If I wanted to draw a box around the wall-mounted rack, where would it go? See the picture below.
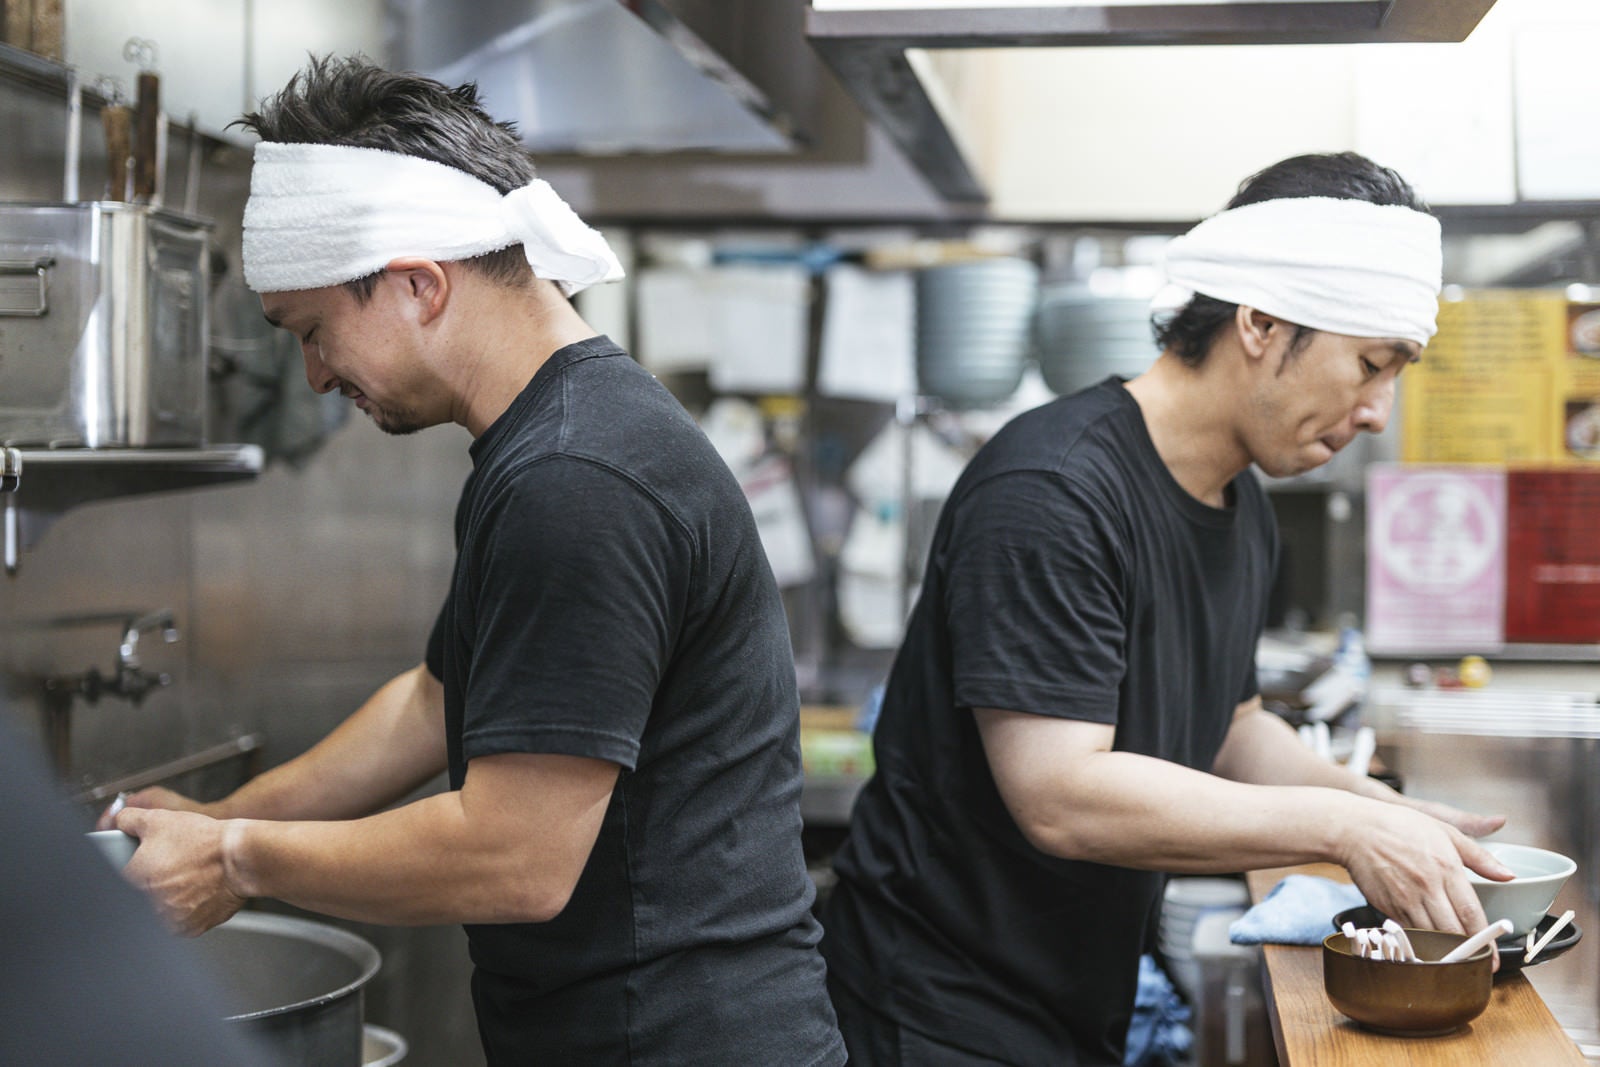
[1,444,264,575]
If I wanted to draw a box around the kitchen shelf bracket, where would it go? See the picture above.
[1,444,265,576]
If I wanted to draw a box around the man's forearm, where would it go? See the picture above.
[211,664,446,822]
[977,706,1508,935]
[219,752,618,927]
[979,704,1375,874]
[1013,746,1369,873]
[220,796,557,925]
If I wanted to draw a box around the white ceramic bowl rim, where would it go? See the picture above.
[1467,843,1577,884]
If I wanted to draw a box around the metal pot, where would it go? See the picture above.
[0,201,211,447]
[193,911,382,1067]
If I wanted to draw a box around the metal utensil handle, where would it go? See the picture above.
[0,257,55,317]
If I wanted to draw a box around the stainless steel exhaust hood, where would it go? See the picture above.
[391,0,817,155]
[806,1,1501,203]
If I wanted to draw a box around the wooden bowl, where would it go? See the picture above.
[1322,929,1493,1036]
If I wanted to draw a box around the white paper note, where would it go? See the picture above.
[708,266,812,395]
[818,266,917,402]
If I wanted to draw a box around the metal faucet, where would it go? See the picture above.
[35,608,180,779]
[111,609,179,701]
[44,609,180,706]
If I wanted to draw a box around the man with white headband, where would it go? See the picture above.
[820,152,1512,1065]
[103,56,844,1066]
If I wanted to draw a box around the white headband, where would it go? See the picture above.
[242,142,624,296]
[1154,196,1442,345]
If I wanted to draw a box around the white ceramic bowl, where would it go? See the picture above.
[1468,843,1576,937]
[87,829,139,868]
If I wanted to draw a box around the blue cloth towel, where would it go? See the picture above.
[1228,875,1366,946]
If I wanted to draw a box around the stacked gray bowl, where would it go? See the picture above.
[1035,287,1159,396]
[915,258,1039,409]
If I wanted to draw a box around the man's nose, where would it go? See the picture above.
[302,345,337,394]
[1355,377,1396,434]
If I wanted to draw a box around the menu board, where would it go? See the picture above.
[1400,293,1561,465]
[1504,470,1600,644]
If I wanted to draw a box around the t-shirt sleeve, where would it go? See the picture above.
[945,471,1127,724]
[459,456,691,770]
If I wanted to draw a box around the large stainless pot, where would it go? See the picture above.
[0,201,211,447]
[194,911,382,1067]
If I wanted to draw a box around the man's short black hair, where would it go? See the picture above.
[236,55,538,300]
[1151,152,1431,366]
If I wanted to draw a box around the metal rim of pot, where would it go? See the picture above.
[216,911,382,1022]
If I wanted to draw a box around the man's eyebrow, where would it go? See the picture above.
[1391,341,1421,364]
[262,310,284,329]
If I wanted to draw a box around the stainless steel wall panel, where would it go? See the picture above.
[0,72,486,1066]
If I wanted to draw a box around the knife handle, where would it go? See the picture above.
[133,70,160,202]
[102,104,131,201]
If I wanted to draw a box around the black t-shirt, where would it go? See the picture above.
[425,336,843,1067]
[821,378,1278,1065]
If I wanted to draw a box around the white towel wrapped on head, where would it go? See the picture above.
[242,142,623,297]
[1152,196,1442,346]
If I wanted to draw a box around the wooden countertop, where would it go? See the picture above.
[1247,864,1585,1066]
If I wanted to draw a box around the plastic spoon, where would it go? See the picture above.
[1382,919,1418,963]
[1439,919,1514,963]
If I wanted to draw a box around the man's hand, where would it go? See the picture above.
[95,786,211,830]
[115,807,247,936]
[1338,802,1513,937]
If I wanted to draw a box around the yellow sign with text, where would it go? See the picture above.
[1401,291,1600,466]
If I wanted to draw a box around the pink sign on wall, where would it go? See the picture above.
[1366,465,1507,653]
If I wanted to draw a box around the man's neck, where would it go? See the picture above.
[1122,351,1252,508]
[448,280,600,438]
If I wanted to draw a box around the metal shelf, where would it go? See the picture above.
[1,444,264,574]
[1372,644,1600,664]
[0,40,109,104]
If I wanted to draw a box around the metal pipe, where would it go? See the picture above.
[72,733,266,804]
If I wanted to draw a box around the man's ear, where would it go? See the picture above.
[383,257,449,325]
[1235,306,1279,362]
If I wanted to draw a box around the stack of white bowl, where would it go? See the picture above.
[1034,288,1159,396]
[1158,877,1251,1000]
[915,258,1039,409]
